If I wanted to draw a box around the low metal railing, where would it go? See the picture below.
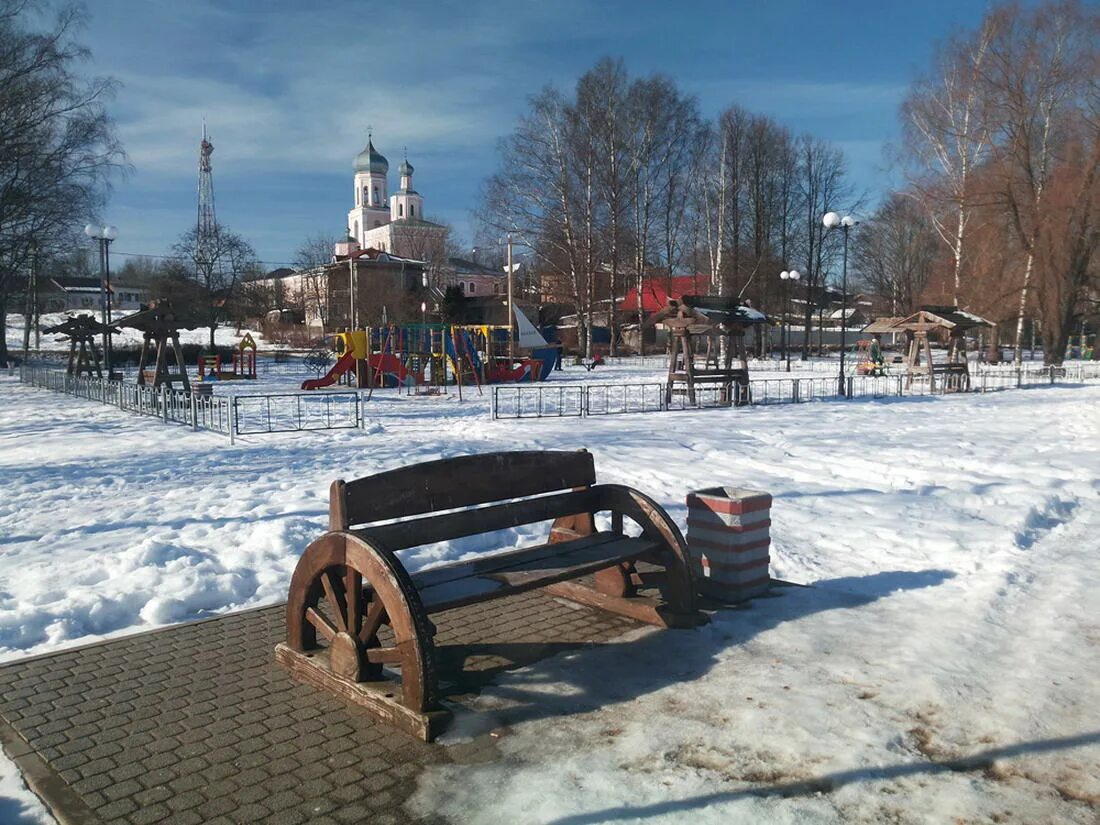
[19,367,235,437]
[231,392,361,434]
[490,364,1097,420]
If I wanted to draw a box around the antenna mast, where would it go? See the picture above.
[196,122,217,281]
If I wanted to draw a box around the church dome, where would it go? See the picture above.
[354,138,389,174]
[399,158,414,176]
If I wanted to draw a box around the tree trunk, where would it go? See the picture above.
[1012,252,1034,365]
[0,294,9,363]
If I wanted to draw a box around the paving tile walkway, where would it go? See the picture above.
[0,591,640,825]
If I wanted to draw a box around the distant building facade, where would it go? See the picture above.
[41,277,147,313]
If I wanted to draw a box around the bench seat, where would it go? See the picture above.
[412,532,660,613]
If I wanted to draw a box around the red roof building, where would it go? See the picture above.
[618,275,713,314]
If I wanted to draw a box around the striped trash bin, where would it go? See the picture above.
[686,487,772,601]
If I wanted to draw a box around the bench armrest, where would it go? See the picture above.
[590,484,689,555]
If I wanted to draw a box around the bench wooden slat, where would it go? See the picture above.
[409,532,623,590]
[355,488,598,551]
[340,450,595,528]
[417,534,659,614]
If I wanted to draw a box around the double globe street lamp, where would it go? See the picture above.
[778,269,801,372]
[822,211,857,396]
[84,223,118,377]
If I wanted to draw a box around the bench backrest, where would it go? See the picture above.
[332,450,596,531]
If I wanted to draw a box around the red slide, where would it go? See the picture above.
[301,351,356,390]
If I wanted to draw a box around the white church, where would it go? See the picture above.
[341,135,447,259]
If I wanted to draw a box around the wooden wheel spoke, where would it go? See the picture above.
[345,567,362,636]
[306,607,337,642]
[365,647,403,664]
[358,598,388,644]
[321,570,348,633]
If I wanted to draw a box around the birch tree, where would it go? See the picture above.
[901,19,994,307]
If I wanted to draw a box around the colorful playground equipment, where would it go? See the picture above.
[198,333,258,382]
[300,323,557,393]
[1066,334,1095,360]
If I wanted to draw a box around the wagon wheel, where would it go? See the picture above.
[285,532,437,712]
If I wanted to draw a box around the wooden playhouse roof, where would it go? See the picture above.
[116,300,204,333]
[41,314,114,337]
[864,306,992,334]
[649,296,769,333]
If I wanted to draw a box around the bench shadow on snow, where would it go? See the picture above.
[436,569,955,734]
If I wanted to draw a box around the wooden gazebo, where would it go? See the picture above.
[116,300,203,391]
[889,306,992,392]
[650,296,768,406]
[41,315,112,378]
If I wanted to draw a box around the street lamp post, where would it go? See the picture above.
[822,212,857,396]
[84,223,118,377]
[779,270,801,372]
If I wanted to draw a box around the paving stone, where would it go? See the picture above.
[0,594,640,825]
[95,796,138,820]
[134,785,174,807]
[166,788,206,812]
[102,777,143,801]
[230,802,273,823]
[197,794,239,819]
[130,802,171,825]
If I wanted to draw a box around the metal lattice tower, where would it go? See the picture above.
[196,122,217,275]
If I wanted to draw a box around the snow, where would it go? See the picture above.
[0,758,52,824]
[5,311,269,353]
[1,358,1099,822]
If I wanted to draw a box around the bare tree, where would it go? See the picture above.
[797,135,851,358]
[483,87,596,356]
[977,0,1098,363]
[853,194,940,315]
[0,0,124,361]
[171,223,258,347]
[901,18,995,306]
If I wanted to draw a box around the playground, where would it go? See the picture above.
[1,363,1099,823]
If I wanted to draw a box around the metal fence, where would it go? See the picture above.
[17,367,369,438]
[19,366,235,437]
[491,364,1100,420]
[231,392,361,434]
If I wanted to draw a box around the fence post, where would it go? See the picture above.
[846,376,854,398]
[161,385,168,422]
[190,391,198,431]
[1049,366,1055,385]
[491,387,498,420]
[792,380,800,404]
[229,396,237,445]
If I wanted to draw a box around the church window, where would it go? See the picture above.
[373,186,379,204]
[398,203,404,217]
[468,282,476,294]
[353,221,359,238]
[410,204,415,218]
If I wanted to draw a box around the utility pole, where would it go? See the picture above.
[350,254,361,387]
[32,243,40,352]
[506,233,515,362]
[22,242,37,360]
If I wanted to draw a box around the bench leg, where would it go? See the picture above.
[278,532,450,741]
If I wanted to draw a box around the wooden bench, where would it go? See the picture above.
[275,450,702,740]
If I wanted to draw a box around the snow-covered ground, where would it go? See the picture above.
[5,311,268,353]
[0,370,1097,822]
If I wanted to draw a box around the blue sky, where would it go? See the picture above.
[79,0,1000,269]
